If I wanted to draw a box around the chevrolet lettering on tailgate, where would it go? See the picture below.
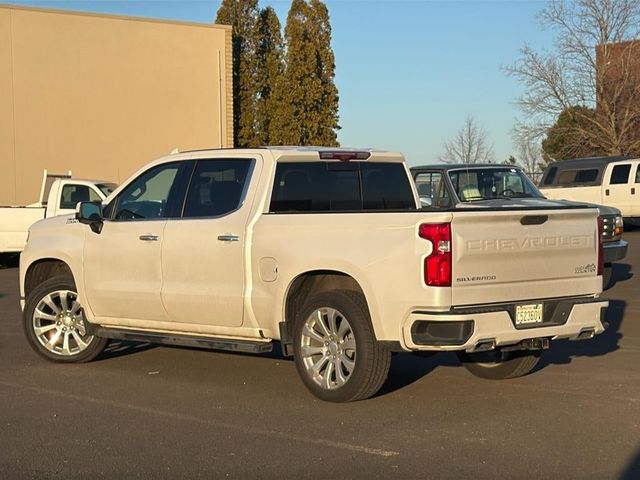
[467,235,591,252]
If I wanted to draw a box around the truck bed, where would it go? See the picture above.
[0,206,45,253]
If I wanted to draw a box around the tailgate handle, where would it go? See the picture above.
[520,215,548,226]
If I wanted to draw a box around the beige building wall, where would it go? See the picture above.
[0,4,232,205]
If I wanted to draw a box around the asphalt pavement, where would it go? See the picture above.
[1,236,639,479]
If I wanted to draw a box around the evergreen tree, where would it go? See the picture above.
[309,0,340,146]
[215,0,259,147]
[271,0,340,146]
[254,7,285,146]
[541,106,606,162]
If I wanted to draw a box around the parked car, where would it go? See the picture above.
[20,148,608,402]
[538,155,640,225]
[411,163,627,289]
[0,170,116,254]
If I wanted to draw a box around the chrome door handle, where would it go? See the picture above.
[139,234,159,242]
[217,234,239,242]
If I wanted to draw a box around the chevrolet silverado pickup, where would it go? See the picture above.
[538,155,640,224]
[20,148,608,402]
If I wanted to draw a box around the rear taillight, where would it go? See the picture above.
[597,217,604,276]
[419,223,452,287]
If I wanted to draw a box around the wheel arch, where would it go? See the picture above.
[282,270,374,344]
[24,258,75,300]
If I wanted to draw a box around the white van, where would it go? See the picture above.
[539,156,640,223]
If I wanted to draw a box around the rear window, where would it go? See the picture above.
[448,168,541,202]
[556,168,600,185]
[270,162,416,213]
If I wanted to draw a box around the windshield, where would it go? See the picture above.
[97,183,118,197]
[448,168,542,203]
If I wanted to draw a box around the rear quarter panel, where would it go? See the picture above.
[250,211,453,341]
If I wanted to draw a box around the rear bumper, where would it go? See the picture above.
[402,298,608,352]
[603,239,628,263]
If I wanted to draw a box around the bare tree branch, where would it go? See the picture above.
[505,0,640,160]
[439,116,495,164]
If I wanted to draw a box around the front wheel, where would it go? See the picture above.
[293,290,391,402]
[456,349,541,380]
[23,276,108,363]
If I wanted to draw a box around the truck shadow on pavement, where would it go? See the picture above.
[608,263,633,289]
[97,340,156,360]
[620,447,640,480]
[376,299,626,397]
[88,296,626,394]
[377,352,459,397]
[534,299,625,370]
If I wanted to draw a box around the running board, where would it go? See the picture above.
[87,325,273,354]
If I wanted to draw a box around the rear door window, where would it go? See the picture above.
[182,159,253,218]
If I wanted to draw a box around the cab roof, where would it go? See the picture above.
[173,146,404,162]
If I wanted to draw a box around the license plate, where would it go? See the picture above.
[515,303,543,325]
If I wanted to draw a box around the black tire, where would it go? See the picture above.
[456,349,541,380]
[23,275,108,363]
[293,290,391,402]
[603,264,613,290]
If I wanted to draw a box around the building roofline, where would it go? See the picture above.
[596,39,640,49]
[0,3,231,31]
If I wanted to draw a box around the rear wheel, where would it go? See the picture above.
[23,276,107,363]
[603,264,613,290]
[293,290,391,402]
[456,349,540,380]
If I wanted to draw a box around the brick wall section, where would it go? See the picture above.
[595,40,640,147]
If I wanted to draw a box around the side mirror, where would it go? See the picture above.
[76,201,104,234]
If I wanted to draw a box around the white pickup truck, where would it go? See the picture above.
[19,148,608,402]
[0,170,116,254]
[538,155,640,224]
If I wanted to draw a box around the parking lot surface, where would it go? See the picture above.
[1,234,640,479]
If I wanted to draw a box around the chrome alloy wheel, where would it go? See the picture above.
[300,307,356,390]
[32,290,94,356]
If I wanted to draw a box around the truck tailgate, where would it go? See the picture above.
[450,208,601,306]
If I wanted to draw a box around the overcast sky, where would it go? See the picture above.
[5,0,555,165]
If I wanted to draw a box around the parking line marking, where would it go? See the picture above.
[0,381,400,458]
